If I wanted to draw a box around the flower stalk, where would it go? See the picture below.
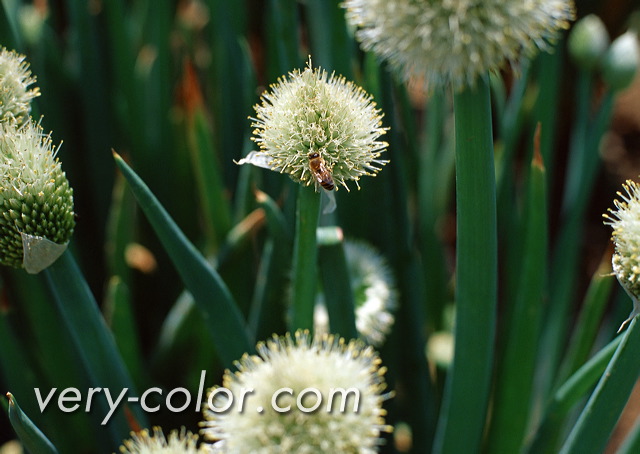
[290,185,321,331]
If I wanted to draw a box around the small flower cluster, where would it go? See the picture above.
[239,59,388,192]
[342,0,575,91]
[0,47,74,273]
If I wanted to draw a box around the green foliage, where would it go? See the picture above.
[0,1,639,453]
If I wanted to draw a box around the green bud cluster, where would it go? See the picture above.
[0,120,74,271]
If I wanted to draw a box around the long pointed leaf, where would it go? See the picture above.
[6,392,58,454]
[113,152,252,365]
[560,318,640,454]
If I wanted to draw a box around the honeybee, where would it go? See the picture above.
[307,151,335,191]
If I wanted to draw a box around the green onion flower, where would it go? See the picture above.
[315,239,398,346]
[0,47,39,124]
[118,427,201,453]
[237,59,388,191]
[0,119,75,273]
[201,330,392,453]
[604,179,640,331]
[341,0,575,90]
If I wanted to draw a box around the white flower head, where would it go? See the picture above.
[0,47,40,124]
[118,427,201,453]
[201,330,392,453]
[315,239,398,346]
[342,0,575,91]
[238,58,388,192]
[0,119,75,272]
[604,179,640,331]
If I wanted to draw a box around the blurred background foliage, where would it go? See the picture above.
[0,0,640,453]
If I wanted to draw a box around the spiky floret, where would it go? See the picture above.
[342,0,575,91]
[604,179,640,331]
[201,330,392,453]
[0,47,40,124]
[249,60,388,191]
[0,119,74,269]
[119,427,201,453]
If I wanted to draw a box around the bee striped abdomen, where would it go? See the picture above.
[308,151,335,191]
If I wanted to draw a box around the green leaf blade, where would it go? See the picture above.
[113,152,252,365]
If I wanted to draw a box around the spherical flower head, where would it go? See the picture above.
[247,59,388,191]
[315,239,398,346]
[604,179,640,331]
[119,427,201,453]
[0,47,40,124]
[201,330,392,453]
[0,119,75,273]
[342,0,576,91]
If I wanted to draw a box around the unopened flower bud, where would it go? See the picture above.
[568,14,609,70]
[601,31,639,91]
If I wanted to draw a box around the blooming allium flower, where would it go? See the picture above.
[118,427,201,453]
[0,47,40,124]
[342,0,575,90]
[315,239,398,346]
[604,179,640,331]
[238,59,388,191]
[0,119,74,273]
[201,330,392,453]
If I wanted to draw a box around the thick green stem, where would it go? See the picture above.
[434,77,497,454]
[290,185,321,331]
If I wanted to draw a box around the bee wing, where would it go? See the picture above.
[321,189,337,214]
[234,151,273,170]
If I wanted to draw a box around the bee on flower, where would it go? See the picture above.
[236,58,389,192]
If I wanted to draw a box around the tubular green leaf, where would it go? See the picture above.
[434,76,497,454]
[487,147,547,453]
